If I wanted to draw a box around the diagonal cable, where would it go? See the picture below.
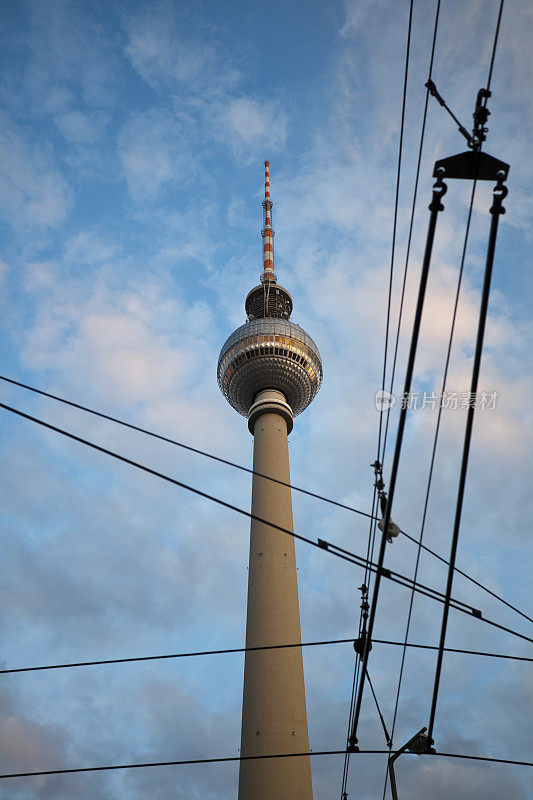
[2,375,531,626]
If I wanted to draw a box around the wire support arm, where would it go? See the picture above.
[425,79,473,145]
[426,171,508,747]
[348,170,448,752]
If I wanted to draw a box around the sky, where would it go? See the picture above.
[0,0,532,798]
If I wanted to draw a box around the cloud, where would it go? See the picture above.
[118,110,200,202]
[0,112,71,230]
[123,1,241,95]
[54,109,110,145]
[0,0,118,156]
[63,231,122,266]
[217,97,288,157]
[0,256,8,287]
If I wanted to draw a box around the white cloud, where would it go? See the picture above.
[118,110,199,201]
[55,109,110,144]
[0,112,71,229]
[123,2,241,95]
[64,231,122,266]
[0,256,8,287]
[216,97,288,159]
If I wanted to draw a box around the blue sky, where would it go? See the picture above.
[0,0,532,798]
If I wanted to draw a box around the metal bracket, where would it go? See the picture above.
[433,150,509,182]
[388,727,435,800]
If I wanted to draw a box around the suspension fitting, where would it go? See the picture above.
[490,170,508,215]
[429,168,447,212]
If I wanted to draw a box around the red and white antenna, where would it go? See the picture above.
[261,160,276,283]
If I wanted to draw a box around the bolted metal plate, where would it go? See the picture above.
[433,151,510,181]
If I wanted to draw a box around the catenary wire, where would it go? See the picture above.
[2,374,531,627]
[0,375,368,520]
[1,400,531,648]
[0,638,354,674]
[486,0,505,92]
[373,639,532,661]
[0,401,487,620]
[375,0,414,467]
[397,527,532,624]
[379,0,442,470]
[344,3,438,786]
[0,401,478,613]
[2,638,531,676]
[1,750,531,779]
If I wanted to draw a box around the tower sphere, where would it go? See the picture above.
[217,316,322,419]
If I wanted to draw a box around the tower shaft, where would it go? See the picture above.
[238,389,313,800]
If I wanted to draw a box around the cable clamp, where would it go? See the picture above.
[429,168,447,212]
[317,539,329,550]
[470,87,491,150]
[490,170,508,215]
[353,631,372,659]
[347,735,359,753]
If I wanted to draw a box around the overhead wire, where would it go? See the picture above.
[379,0,442,470]
[375,0,414,466]
[1,637,530,677]
[0,399,504,626]
[486,0,505,92]
[1,399,531,653]
[0,375,369,520]
[1,401,532,642]
[380,2,507,789]
[342,0,415,791]
[0,638,355,675]
[1,375,530,627]
[398,527,532,625]
[1,749,531,780]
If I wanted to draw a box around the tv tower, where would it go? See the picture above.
[217,162,322,800]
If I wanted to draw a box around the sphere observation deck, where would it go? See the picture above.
[217,317,322,418]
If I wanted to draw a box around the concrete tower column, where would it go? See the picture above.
[238,389,313,800]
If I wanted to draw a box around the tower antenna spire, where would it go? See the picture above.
[261,160,276,283]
